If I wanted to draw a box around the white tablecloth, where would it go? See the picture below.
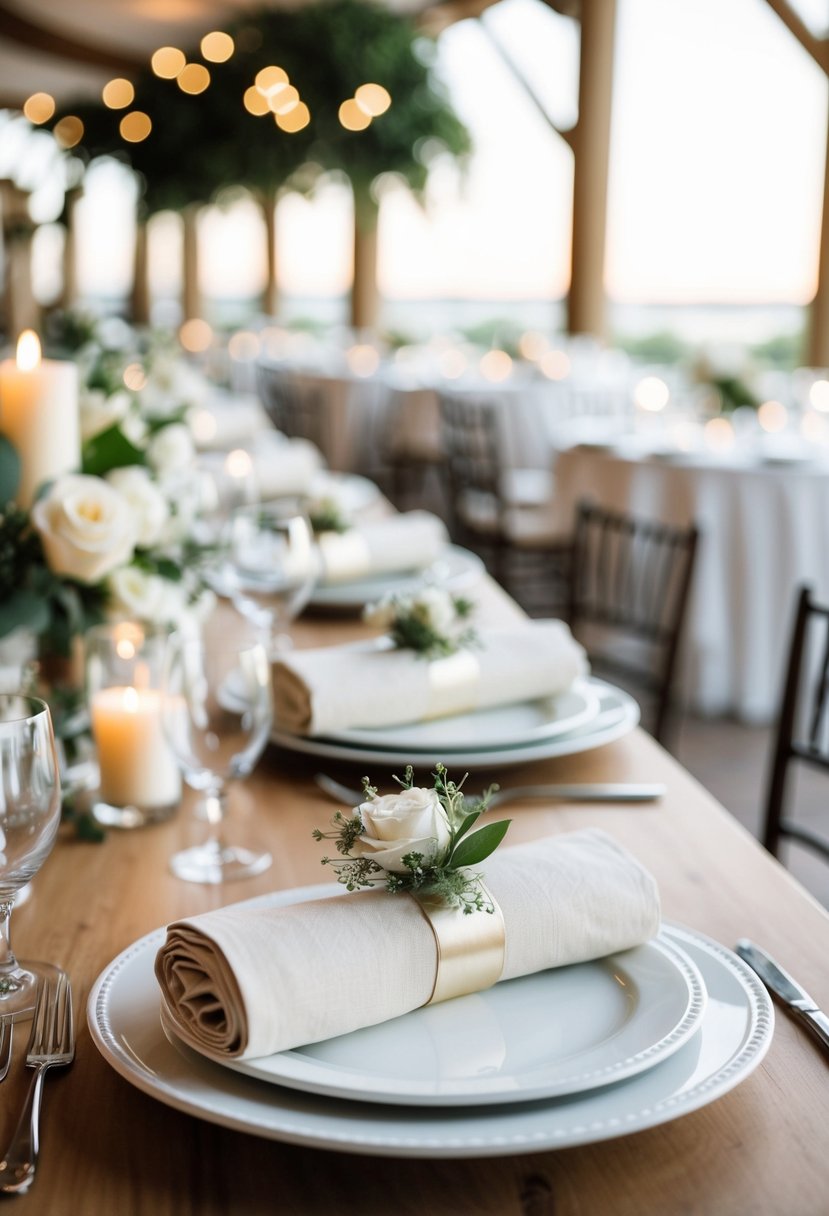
[551,446,829,722]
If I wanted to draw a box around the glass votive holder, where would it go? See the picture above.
[85,621,182,829]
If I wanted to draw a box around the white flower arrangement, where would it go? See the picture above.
[0,323,212,658]
[313,765,510,914]
[364,586,478,659]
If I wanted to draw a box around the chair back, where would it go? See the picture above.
[256,365,326,450]
[568,502,699,743]
[763,585,829,863]
[437,391,502,500]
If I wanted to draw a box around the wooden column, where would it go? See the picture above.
[260,190,279,318]
[60,186,83,311]
[181,204,202,322]
[350,190,379,332]
[808,110,829,366]
[567,0,617,341]
[0,179,38,336]
[130,216,150,326]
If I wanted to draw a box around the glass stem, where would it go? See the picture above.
[203,784,228,846]
[0,899,19,990]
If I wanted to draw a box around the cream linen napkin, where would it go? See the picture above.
[254,437,324,499]
[317,511,448,585]
[155,829,660,1060]
[272,620,587,735]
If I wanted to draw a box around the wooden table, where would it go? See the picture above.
[6,578,829,1215]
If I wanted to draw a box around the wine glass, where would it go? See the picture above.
[0,695,62,1017]
[161,632,273,884]
[226,500,319,656]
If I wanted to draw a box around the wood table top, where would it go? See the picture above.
[5,575,829,1215]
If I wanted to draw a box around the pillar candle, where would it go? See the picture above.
[0,330,80,508]
[90,686,182,809]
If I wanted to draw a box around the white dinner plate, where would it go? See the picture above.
[159,929,706,1107]
[309,545,485,609]
[88,906,773,1159]
[323,680,601,752]
[270,677,640,769]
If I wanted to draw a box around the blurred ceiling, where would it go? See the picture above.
[0,0,502,110]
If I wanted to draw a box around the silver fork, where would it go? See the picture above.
[0,971,74,1195]
[315,773,666,809]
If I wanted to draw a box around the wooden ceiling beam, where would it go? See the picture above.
[761,0,829,74]
[0,2,143,74]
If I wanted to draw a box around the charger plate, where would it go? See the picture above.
[89,901,773,1159]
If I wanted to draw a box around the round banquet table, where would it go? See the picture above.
[551,443,829,722]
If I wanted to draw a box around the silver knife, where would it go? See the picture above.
[736,939,829,1055]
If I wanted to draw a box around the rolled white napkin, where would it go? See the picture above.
[273,619,587,735]
[155,829,661,1060]
[250,435,324,499]
[317,511,448,585]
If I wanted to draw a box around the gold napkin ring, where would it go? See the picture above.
[412,884,506,1005]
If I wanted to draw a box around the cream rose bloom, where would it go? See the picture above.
[32,475,136,584]
[79,389,132,442]
[106,466,169,547]
[353,787,451,873]
[413,587,457,634]
[106,565,168,622]
[147,424,195,475]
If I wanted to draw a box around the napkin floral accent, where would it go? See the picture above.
[364,587,477,660]
[313,764,510,913]
[306,496,349,535]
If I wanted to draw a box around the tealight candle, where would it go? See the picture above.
[0,330,80,507]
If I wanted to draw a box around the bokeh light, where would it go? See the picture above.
[276,103,310,133]
[123,362,147,391]
[269,86,299,115]
[54,116,84,148]
[178,64,211,95]
[255,66,289,95]
[102,79,135,109]
[540,350,571,380]
[480,349,513,381]
[518,331,549,361]
[243,86,270,116]
[809,379,829,412]
[346,345,380,377]
[180,318,214,353]
[704,417,736,452]
[227,331,261,361]
[339,99,371,131]
[120,111,152,142]
[354,83,391,117]
[23,93,55,124]
[758,399,788,433]
[201,32,234,63]
[151,47,186,79]
[634,375,670,411]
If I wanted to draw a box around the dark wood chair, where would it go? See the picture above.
[566,502,699,745]
[762,585,829,865]
[437,390,567,608]
[256,364,327,451]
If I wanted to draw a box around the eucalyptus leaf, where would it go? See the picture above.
[0,589,50,639]
[0,436,20,504]
[450,819,511,869]
[452,809,482,847]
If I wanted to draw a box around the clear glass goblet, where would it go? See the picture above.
[226,500,319,656]
[0,695,62,1018]
[161,633,273,884]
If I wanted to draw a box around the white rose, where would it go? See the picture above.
[106,565,168,622]
[414,587,457,634]
[32,475,136,584]
[79,389,131,441]
[353,787,451,873]
[147,424,195,475]
[106,466,170,547]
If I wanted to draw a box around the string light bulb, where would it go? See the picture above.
[255,66,289,95]
[102,78,134,109]
[23,93,55,124]
[201,31,234,62]
[275,102,310,132]
[151,47,186,79]
[178,64,211,94]
[120,111,152,142]
[355,83,391,116]
[54,116,84,148]
[339,99,371,131]
[269,86,299,115]
[243,86,270,116]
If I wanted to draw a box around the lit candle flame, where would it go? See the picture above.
[123,687,140,713]
[16,330,41,372]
